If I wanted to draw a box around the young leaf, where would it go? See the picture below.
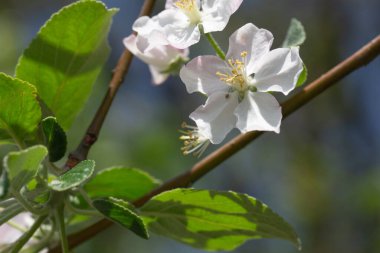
[3,145,48,191]
[0,73,41,144]
[42,117,67,162]
[141,189,300,251]
[15,1,118,129]
[84,167,160,201]
[282,18,306,48]
[49,160,95,191]
[93,197,149,239]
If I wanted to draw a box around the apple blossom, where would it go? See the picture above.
[133,0,243,50]
[123,34,189,85]
[180,23,304,144]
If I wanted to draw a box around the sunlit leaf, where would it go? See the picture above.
[49,160,95,191]
[84,167,160,201]
[42,116,67,162]
[93,197,149,239]
[0,73,41,143]
[15,0,118,129]
[141,189,300,251]
[3,145,48,191]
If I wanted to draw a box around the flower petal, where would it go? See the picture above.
[235,92,282,133]
[253,47,303,95]
[190,91,239,144]
[201,0,243,33]
[132,16,168,51]
[180,55,229,95]
[124,34,187,84]
[226,23,273,74]
[157,9,201,49]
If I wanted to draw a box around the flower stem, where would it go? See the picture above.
[10,215,47,253]
[54,205,69,253]
[0,202,24,226]
[202,29,226,60]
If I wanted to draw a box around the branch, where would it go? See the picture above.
[49,35,380,252]
[64,0,158,170]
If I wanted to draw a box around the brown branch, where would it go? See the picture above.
[64,0,158,170]
[49,35,380,253]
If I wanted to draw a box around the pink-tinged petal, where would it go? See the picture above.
[226,23,273,74]
[190,92,239,144]
[253,47,303,95]
[149,66,170,85]
[235,92,282,133]
[201,0,243,33]
[157,9,201,48]
[180,55,229,95]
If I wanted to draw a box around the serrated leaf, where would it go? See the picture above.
[0,73,41,143]
[15,1,118,129]
[84,167,160,201]
[282,18,306,48]
[3,145,48,191]
[42,117,67,162]
[93,197,149,239]
[141,189,300,251]
[49,160,95,191]
[296,64,308,87]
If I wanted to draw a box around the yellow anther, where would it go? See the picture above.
[175,0,197,11]
[216,51,249,90]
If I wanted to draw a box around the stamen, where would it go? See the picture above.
[216,51,248,91]
[175,0,197,11]
[174,0,201,24]
[179,122,210,157]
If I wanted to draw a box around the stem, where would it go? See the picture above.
[0,198,17,208]
[47,34,380,253]
[202,29,226,60]
[54,205,69,253]
[0,202,24,226]
[64,0,158,171]
[11,189,48,216]
[10,215,47,253]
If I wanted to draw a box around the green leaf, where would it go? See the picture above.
[49,160,95,191]
[296,64,308,87]
[93,197,149,239]
[282,18,306,48]
[141,189,300,251]
[3,145,48,191]
[0,73,41,143]
[42,117,67,162]
[15,1,118,129]
[84,167,160,201]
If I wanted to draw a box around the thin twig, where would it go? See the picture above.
[64,0,158,170]
[48,35,380,253]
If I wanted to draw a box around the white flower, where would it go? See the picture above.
[0,212,47,252]
[124,34,189,85]
[180,23,303,144]
[133,0,243,49]
[179,122,210,157]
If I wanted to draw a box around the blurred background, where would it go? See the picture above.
[1,0,380,252]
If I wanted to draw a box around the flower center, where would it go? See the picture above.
[175,0,202,24]
[216,51,249,92]
[179,122,210,157]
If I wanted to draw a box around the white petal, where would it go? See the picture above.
[253,47,303,95]
[235,92,282,133]
[201,0,243,33]
[124,34,187,84]
[180,55,229,95]
[149,66,170,85]
[190,92,239,144]
[132,16,168,51]
[226,23,273,74]
[157,9,201,49]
